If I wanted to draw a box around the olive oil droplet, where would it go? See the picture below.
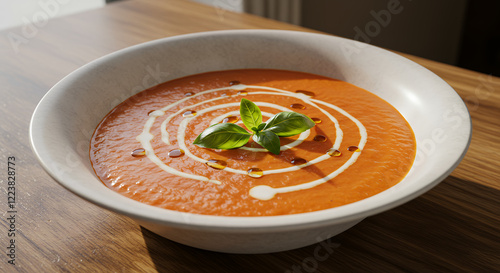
[295,90,315,96]
[206,159,227,170]
[229,80,241,86]
[290,103,305,110]
[247,168,263,178]
[168,149,185,158]
[237,90,248,96]
[182,110,197,117]
[291,158,307,165]
[348,146,361,152]
[184,92,194,97]
[222,116,239,123]
[313,135,327,142]
[131,148,146,157]
[311,118,322,124]
[327,148,341,157]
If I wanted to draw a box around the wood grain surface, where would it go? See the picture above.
[0,0,498,272]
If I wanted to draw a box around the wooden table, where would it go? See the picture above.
[1,0,499,272]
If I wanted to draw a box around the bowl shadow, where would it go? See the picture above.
[140,176,499,273]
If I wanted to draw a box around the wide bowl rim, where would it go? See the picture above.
[30,29,472,232]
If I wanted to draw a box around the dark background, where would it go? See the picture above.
[301,0,500,76]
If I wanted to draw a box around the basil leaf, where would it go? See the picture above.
[193,123,251,149]
[240,98,262,131]
[262,111,315,137]
[253,131,280,155]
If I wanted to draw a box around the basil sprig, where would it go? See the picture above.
[193,98,315,154]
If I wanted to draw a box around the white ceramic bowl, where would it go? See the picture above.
[30,30,471,253]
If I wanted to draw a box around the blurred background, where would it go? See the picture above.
[1,0,499,76]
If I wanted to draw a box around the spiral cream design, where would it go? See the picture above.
[136,84,367,200]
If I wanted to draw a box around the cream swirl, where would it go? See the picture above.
[136,84,367,200]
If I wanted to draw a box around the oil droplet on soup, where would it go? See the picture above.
[327,148,342,157]
[348,146,361,152]
[237,90,248,96]
[168,149,185,158]
[222,116,239,123]
[206,159,227,170]
[313,135,327,142]
[290,104,305,110]
[295,90,315,96]
[291,158,307,165]
[311,118,322,124]
[229,80,240,85]
[184,92,194,97]
[131,148,146,157]
[247,168,263,178]
[182,110,197,117]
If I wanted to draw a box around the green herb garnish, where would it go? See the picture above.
[193,98,315,154]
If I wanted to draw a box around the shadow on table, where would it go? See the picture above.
[141,176,500,273]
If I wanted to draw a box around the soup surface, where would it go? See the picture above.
[90,69,416,216]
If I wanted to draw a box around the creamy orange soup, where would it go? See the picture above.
[90,69,416,216]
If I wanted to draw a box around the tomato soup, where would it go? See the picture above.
[90,69,416,216]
